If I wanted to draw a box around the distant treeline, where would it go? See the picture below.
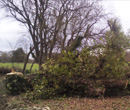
[0,48,34,63]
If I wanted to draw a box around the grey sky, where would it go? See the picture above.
[0,19,22,51]
[0,1,130,52]
[112,1,130,33]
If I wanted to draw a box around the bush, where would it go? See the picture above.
[0,67,11,74]
[27,50,104,99]
[6,75,32,95]
[98,51,129,78]
[27,47,129,99]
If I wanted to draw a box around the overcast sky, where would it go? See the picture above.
[0,1,130,52]
[111,1,130,33]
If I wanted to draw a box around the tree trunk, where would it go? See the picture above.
[23,47,34,74]
[101,79,129,89]
[30,62,35,72]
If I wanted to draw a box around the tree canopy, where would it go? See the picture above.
[11,48,26,63]
[0,0,107,70]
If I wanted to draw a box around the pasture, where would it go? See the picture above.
[0,63,39,73]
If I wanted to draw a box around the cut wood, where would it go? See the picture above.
[101,79,129,89]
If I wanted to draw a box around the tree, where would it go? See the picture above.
[97,19,130,78]
[106,19,130,53]
[0,52,11,63]
[11,48,26,63]
[0,0,107,70]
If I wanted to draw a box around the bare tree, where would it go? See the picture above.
[0,0,107,70]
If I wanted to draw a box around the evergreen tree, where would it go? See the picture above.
[11,48,26,63]
[68,36,84,52]
[98,19,130,78]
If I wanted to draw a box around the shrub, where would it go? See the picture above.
[0,67,11,74]
[27,50,102,99]
[6,75,32,95]
[27,47,129,99]
[98,51,129,78]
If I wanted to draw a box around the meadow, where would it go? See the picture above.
[0,63,39,73]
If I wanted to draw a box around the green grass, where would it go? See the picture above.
[0,63,39,73]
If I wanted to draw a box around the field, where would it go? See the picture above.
[0,63,39,73]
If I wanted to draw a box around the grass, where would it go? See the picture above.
[0,63,39,73]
